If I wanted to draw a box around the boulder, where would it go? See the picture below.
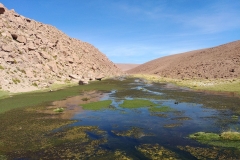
[47,61,58,73]
[28,42,36,50]
[2,31,12,38]
[2,44,14,52]
[95,74,104,81]
[69,74,80,79]
[0,3,6,14]
[16,35,27,44]
[78,79,89,85]
[39,51,51,59]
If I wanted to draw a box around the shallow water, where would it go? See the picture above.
[2,78,240,159]
[70,79,240,159]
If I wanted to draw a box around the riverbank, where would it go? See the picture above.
[0,78,125,113]
[131,74,240,96]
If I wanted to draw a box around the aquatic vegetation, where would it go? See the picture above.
[164,123,182,128]
[178,145,240,159]
[0,108,75,155]
[171,117,191,121]
[53,107,64,112]
[1,77,240,159]
[0,155,7,160]
[149,106,174,112]
[119,99,157,109]
[113,150,133,160]
[189,131,240,149]
[0,105,109,159]
[112,127,147,138]
[151,113,168,118]
[221,131,240,140]
[81,100,112,110]
[82,97,90,101]
[136,144,181,159]
[95,150,133,160]
[232,115,239,119]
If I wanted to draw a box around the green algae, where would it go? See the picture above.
[119,99,156,109]
[189,131,240,149]
[81,100,112,110]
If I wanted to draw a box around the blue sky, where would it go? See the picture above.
[1,0,240,64]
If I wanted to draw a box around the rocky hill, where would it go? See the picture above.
[115,63,140,72]
[0,4,122,93]
[128,40,240,80]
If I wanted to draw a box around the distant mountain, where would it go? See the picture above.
[0,3,122,93]
[115,63,140,72]
[128,40,240,80]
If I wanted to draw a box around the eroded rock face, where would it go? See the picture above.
[0,3,122,93]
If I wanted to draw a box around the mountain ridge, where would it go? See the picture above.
[128,40,240,80]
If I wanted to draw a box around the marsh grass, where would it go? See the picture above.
[189,131,240,149]
[119,99,157,109]
[81,100,112,110]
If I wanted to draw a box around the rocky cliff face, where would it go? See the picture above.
[0,4,122,93]
[128,40,240,80]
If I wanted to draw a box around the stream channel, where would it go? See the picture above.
[68,78,240,159]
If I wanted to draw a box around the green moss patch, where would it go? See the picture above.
[81,100,112,110]
[189,131,240,149]
[119,99,157,109]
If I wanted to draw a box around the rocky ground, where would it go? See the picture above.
[115,63,140,72]
[128,40,240,80]
[0,3,122,93]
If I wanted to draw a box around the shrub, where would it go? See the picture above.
[12,78,21,84]
[0,65,4,70]
[32,83,38,87]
